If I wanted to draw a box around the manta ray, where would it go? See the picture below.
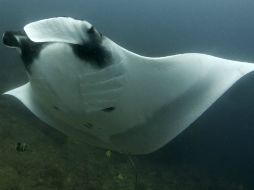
[2,17,254,154]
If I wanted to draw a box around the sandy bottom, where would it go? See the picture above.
[0,96,248,190]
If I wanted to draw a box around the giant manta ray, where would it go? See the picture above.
[2,17,254,154]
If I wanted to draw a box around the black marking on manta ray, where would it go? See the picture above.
[87,26,103,40]
[71,42,111,68]
[2,31,46,74]
[20,41,47,74]
[72,25,111,68]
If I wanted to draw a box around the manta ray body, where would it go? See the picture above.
[2,17,254,154]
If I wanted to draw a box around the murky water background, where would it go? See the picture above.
[1,0,254,189]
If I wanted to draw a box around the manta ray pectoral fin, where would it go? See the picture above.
[3,83,59,131]
[3,83,36,112]
[24,17,94,44]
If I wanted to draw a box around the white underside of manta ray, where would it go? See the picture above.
[2,17,254,154]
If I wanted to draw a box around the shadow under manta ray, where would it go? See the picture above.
[2,17,254,155]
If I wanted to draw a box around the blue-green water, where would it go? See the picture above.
[1,0,254,189]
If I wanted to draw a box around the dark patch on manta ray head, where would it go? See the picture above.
[71,43,111,68]
[71,25,111,68]
[3,25,110,73]
[2,31,45,73]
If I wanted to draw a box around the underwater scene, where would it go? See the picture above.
[1,0,254,189]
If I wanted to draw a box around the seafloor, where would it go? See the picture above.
[0,94,250,190]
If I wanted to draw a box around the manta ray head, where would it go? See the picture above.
[2,18,125,115]
[2,18,112,74]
